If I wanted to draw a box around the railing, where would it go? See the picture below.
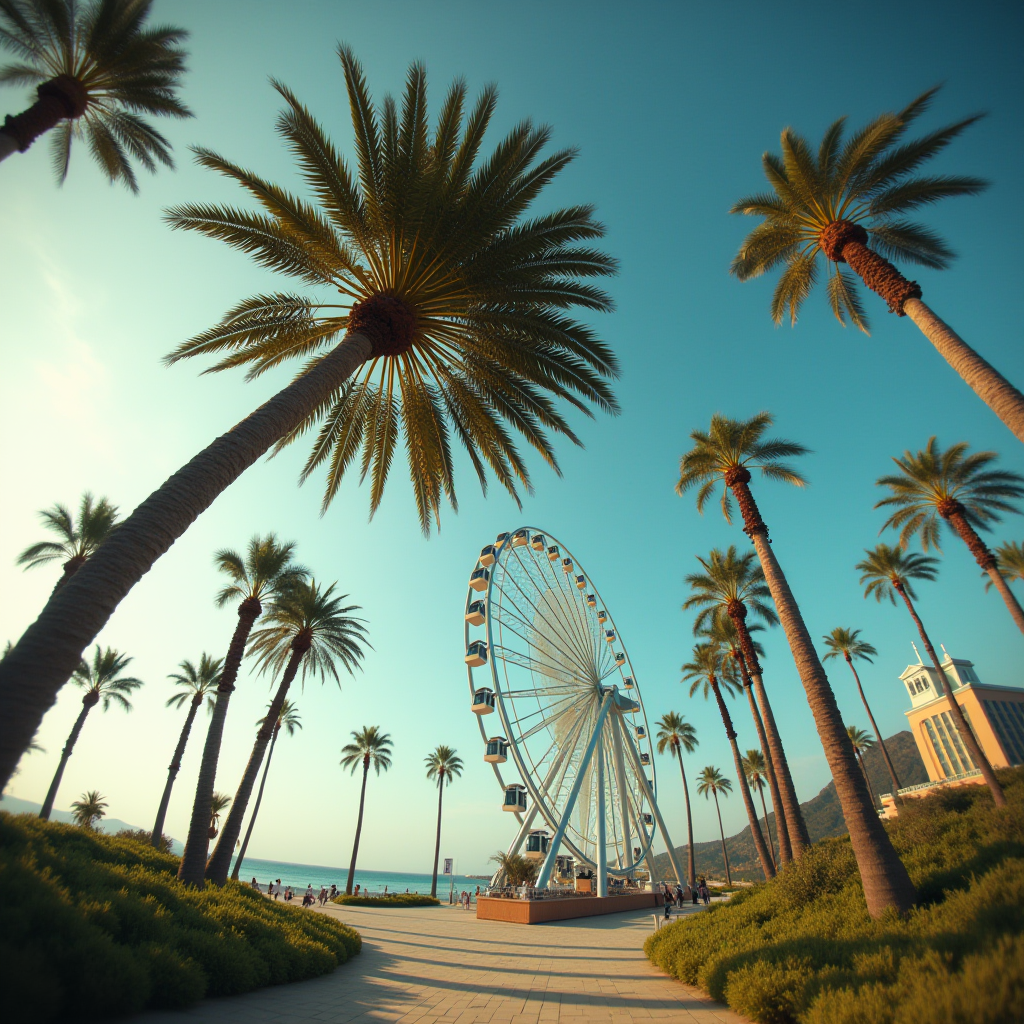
[878,768,983,801]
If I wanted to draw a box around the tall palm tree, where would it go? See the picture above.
[16,492,118,592]
[857,544,1005,807]
[730,88,1023,443]
[683,642,774,879]
[0,0,191,188]
[150,653,221,848]
[822,628,902,806]
[654,712,699,887]
[683,544,803,861]
[875,437,1024,634]
[0,45,620,798]
[425,745,463,898]
[231,699,301,880]
[206,579,369,885]
[698,606,792,864]
[678,412,916,917]
[39,645,141,819]
[741,749,775,869]
[341,726,392,895]
[208,792,230,838]
[989,541,1024,588]
[177,535,308,886]
[847,725,877,806]
[696,766,733,887]
[70,789,106,828]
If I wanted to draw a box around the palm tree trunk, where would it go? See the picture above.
[346,760,370,895]
[896,584,1006,806]
[677,751,696,888]
[206,644,308,884]
[710,679,775,879]
[726,471,917,917]
[0,77,87,161]
[757,785,776,868]
[39,697,94,819]
[177,597,262,886]
[0,332,373,796]
[846,657,902,807]
[712,791,731,887]
[151,694,201,847]
[231,725,279,881]
[53,555,87,594]
[903,298,1024,445]
[856,750,877,807]
[430,777,444,898]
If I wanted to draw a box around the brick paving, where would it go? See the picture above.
[130,900,747,1024]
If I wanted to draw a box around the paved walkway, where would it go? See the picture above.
[131,901,746,1024]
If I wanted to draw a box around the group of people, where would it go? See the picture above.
[249,878,338,906]
[661,878,712,918]
[453,889,475,910]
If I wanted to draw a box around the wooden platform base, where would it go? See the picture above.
[476,891,662,924]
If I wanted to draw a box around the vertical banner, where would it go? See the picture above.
[443,858,453,875]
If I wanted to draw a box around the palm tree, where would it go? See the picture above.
[683,643,774,879]
[208,792,230,838]
[39,645,141,819]
[425,745,463,898]
[231,699,301,880]
[741,749,775,868]
[0,0,191,189]
[70,789,106,828]
[150,653,221,848]
[16,492,118,592]
[206,579,369,885]
[696,766,733,887]
[698,606,792,864]
[847,725,877,806]
[875,438,1024,634]
[176,536,307,885]
[340,726,392,895]
[857,543,1005,807]
[678,412,916,917]
[822,628,903,807]
[0,45,619,798]
[990,541,1024,588]
[683,544,803,861]
[730,88,1023,443]
[490,850,539,887]
[654,712,699,887]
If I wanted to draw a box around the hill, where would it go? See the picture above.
[653,730,928,881]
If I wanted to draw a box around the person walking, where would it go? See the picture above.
[675,883,685,906]
[274,879,282,899]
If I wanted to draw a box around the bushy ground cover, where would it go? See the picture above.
[645,767,1024,1024]
[333,892,440,907]
[0,813,361,1023]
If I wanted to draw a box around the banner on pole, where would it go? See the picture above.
[443,858,453,875]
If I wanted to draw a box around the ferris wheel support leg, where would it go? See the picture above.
[611,716,633,876]
[538,690,615,889]
[596,739,608,897]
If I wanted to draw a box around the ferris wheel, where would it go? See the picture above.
[463,528,684,893]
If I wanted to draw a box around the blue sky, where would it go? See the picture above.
[1,0,1021,875]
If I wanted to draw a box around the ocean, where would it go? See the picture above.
[231,855,489,897]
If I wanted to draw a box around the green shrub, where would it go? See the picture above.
[0,814,361,1022]
[644,768,1024,1023]
[332,892,440,907]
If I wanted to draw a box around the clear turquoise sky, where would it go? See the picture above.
[1,0,1021,875]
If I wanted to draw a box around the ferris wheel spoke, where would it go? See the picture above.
[539,548,597,668]
[492,642,580,684]
[518,546,595,670]
[491,600,596,681]
[513,693,591,744]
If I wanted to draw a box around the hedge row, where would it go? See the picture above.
[332,892,440,907]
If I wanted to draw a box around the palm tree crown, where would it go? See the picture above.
[991,541,1024,587]
[655,711,697,758]
[209,792,230,830]
[16,492,118,572]
[165,654,222,710]
[856,544,939,604]
[341,725,392,776]
[214,535,309,610]
[71,645,142,710]
[741,749,767,791]
[822,627,877,665]
[164,46,619,532]
[0,0,191,188]
[425,745,463,785]
[682,642,738,701]
[259,697,302,737]
[875,437,1024,551]
[696,766,731,800]
[70,789,106,827]
[730,87,985,330]
[847,725,875,757]
[683,547,777,632]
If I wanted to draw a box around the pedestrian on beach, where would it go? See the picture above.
[266,880,274,898]
[354,884,360,896]
[275,879,282,899]
[284,886,293,901]
[250,877,259,890]
[675,884,684,906]
[330,884,337,899]
[691,882,698,905]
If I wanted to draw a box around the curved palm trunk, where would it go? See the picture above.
[895,583,1005,806]
[430,776,444,898]
[709,678,775,879]
[151,693,202,847]
[206,644,307,884]
[177,598,262,886]
[39,696,95,819]
[0,332,373,795]
[231,725,280,881]
[845,656,902,808]
[346,759,370,895]
[677,749,696,888]
[711,791,731,887]
[0,77,87,162]
[755,784,776,868]
[53,555,87,594]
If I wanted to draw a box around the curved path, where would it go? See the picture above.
[131,901,746,1024]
